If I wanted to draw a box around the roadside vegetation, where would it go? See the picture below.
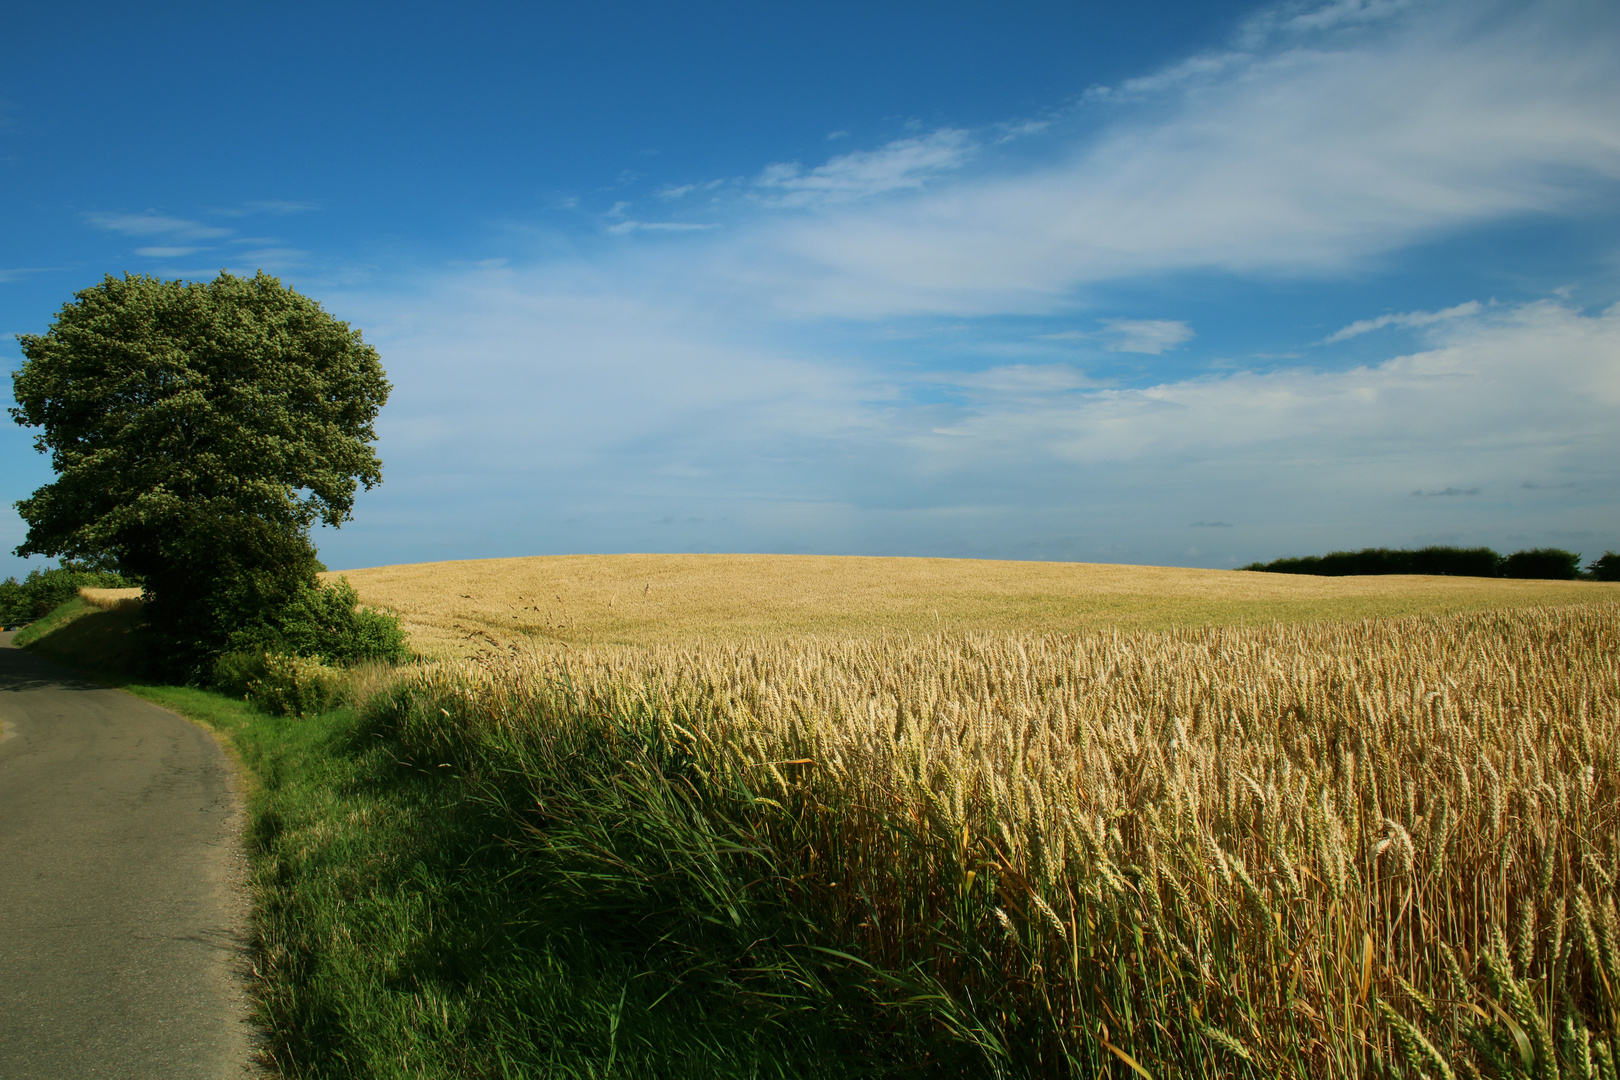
[15,592,862,1078]
[0,562,136,630]
[14,567,1620,1079]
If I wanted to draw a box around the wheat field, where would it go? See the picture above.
[78,586,144,612]
[380,598,1620,1077]
[330,553,1615,658]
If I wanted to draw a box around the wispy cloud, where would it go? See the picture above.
[931,363,1099,397]
[752,128,975,208]
[607,220,720,235]
[1322,300,1484,343]
[134,246,203,258]
[83,212,230,241]
[0,266,67,283]
[604,200,721,235]
[1246,0,1411,41]
[233,247,308,268]
[694,0,1619,318]
[1100,319,1195,355]
[1037,320,1194,354]
[1412,486,1481,497]
[335,191,1620,559]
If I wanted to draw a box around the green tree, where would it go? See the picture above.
[10,271,395,678]
[1500,547,1582,580]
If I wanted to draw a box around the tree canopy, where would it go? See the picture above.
[10,271,394,676]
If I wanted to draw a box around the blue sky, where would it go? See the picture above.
[4,0,1618,580]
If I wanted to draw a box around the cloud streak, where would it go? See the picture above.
[1322,301,1484,343]
[85,212,230,241]
[752,128,976,208]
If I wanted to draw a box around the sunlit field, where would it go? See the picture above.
[329,553,1614,658]
[381,601,1620,1076]
[66,558,1620,1074]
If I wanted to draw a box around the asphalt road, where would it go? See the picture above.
[0,631,258,1079]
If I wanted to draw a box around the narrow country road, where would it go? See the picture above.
[0,631,258,1078]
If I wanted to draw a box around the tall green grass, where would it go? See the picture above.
[226,698,867,1078]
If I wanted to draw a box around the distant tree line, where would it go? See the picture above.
[1242,545,1620,580]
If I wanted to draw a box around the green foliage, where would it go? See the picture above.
[1246,545,1607,581]
[243,653,347,717]
[233,577,409,666]
[1501,547,1583,580]
[210,579,409,702]
[203,577,409,681]
[9,271,390,678]
[1242,545,1505,577]
[211,649,269,699]
[0,562,135,628]
[1586,552,1620,582]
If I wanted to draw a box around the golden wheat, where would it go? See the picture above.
[77,586,144,612]
[390,600,1620,1076]
[330,552,1618,659]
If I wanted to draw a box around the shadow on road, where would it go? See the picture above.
[0,633,113,694]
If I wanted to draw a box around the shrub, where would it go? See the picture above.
[210,649,269,699]
[224,576,408,668]
[245,653,347,717]
[1501,547,1582,579]
[0,578,24,629]
[1587,551,1620,582]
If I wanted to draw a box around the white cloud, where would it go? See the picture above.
[134,246,203,258]
[1087,51,1251,100]
[931,363,1099,397]
[753,128,976,208]
[1101,319,1195,354]
[919,301,1620,477]
[233,200,318,215]
[1321,300,1483,343]
[1263,0,1410,38]
[1035,319,1194,354]
[606,220,720,235]
[696,0,1620,318]
[327,255,1620,567]
[83,212,230,241]
[0,267,65,283]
